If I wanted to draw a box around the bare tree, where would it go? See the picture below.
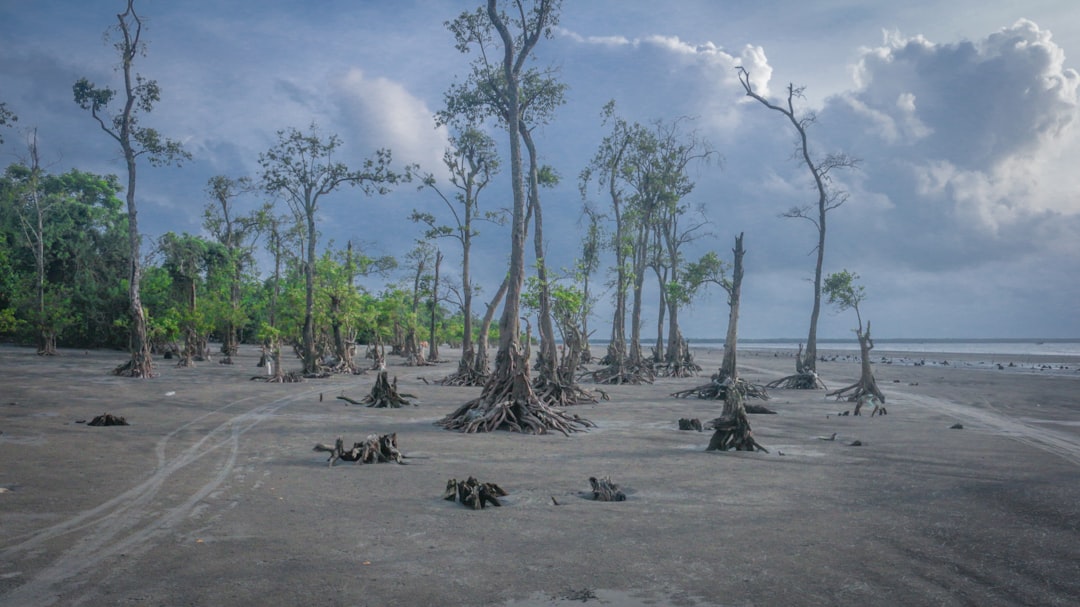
[73,0,190,377]
[738,67,859,387]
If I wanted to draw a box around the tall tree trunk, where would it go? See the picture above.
[302,209,317,374]
[521,127,557,381]
[721,233,745,379]
[428,249,442,362]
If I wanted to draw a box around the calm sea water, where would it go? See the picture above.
[727,340,1080,357]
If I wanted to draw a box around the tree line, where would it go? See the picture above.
[2,0,874,415]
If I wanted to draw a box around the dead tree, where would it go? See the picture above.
[738,66,859,383]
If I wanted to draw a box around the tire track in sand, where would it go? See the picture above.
[0,386,321,606]
[898,390,1080,467]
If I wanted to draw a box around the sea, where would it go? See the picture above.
[684,338,1080,358]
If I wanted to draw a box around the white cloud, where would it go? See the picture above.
[332,68,449,178]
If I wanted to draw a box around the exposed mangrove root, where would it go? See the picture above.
[671,373,769,401]
[589,476,626,502]
[438,346,594,435]
[358,371,415,408]
[678,418,704,431]
[312,434,405,466]
[442,477,507,509]
[827,378,885,407]
[87,413,129,426]
[587,360,655,385]
[766,371,827,390]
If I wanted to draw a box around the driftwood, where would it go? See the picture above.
[588,476,626,502]
[678,418,703,432]
[442,477,507,509]
[359,371,415,408]
[87,413,129,426]
[313,434,405,466]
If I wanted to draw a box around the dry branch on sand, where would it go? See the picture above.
[312,434,405,466]
[442,477,507,509]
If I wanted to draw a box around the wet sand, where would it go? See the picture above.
[1,344,1078,606]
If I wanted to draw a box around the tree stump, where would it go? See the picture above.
[589,476,626,501]
[360,371,415,408]
[313,434,405,466]
[442,477,507,509]
[705,412,768,452]
[87,413,129,426]
[678,418,703,431]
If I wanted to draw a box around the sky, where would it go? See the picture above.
[2,0,1079,340]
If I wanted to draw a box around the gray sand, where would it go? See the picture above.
[1,345,1078,606]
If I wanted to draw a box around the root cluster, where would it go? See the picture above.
[443,477,507,509]
[313,434,405,466]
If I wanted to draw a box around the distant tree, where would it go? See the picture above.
[73,0,190,377]
[0,102,15,144]
[738,66,858,387]
[576,205,603,362]
[823,269,885,409]
[8,132,64,355]
[259,123,403,376]
[579,101,640,383]
[203,175,267,364]
[412,125,504,384]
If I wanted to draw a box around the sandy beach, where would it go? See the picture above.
[1,344,1078,606]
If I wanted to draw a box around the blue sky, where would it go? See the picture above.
[2,0,1079,339]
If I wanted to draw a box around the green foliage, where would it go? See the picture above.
[0,101,15,145]
[823,269,865,313]
[0,163,129,346]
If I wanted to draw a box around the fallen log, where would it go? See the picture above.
[678,418,703,431]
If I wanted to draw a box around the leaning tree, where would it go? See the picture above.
[738,67,859,389]
[259,123,404,376]
[438,0,591,435]
[823,269,885,408]
[73,0,190,377]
